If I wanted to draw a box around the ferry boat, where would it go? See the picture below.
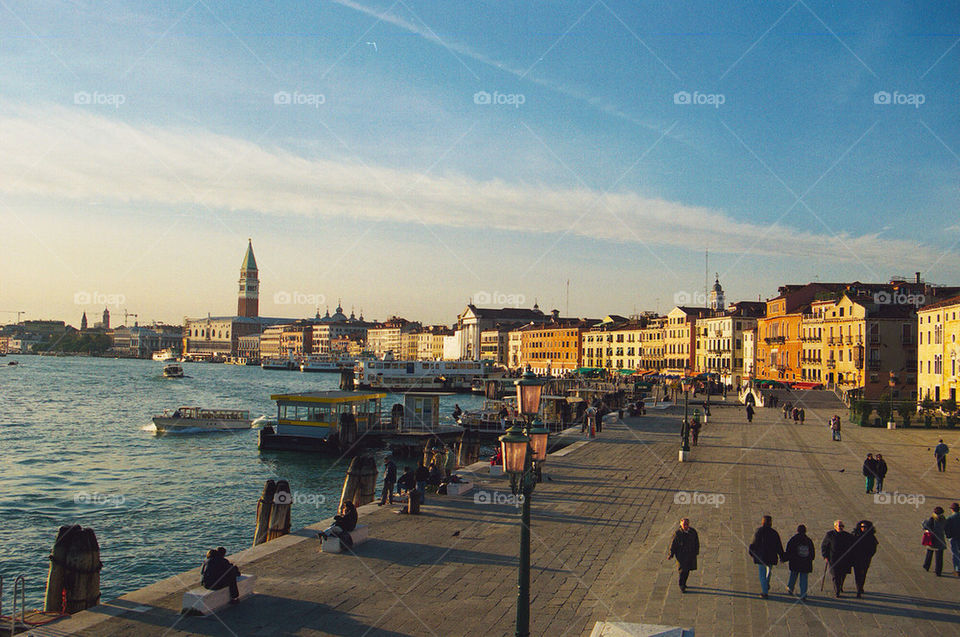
[261,354,298,371]
[355,359,494,392]
[258,391,386,452]
[161,363,184,378]
[300,355,355,373]
[152,349,179,362]
[152,406,252,433]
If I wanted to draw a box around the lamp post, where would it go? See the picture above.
[679,377,692,461]
[499,366,547,637]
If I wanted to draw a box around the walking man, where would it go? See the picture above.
[784,524,815,600]
[945,502,960,577]
[875,453,888,493]
[749,515,785,599]
[862,453,878,494]
[746,403,755,423]
[830,415,842,442]
[667,517,700,593]
[934,439,949,472]
[851,520,878,598]
[378,455,397,506]
[822,520,854,597]
[799,407,805,424]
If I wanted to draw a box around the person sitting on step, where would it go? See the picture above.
[201,546,241,603]
[319,501,358,542]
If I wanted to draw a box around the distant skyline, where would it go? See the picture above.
[2,1,958,325]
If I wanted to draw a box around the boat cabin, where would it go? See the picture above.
[268,391,385,439]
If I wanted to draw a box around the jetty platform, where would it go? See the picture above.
[30,394,960,636]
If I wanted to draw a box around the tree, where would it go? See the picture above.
[896,401,913,427]
[877,395,893,425]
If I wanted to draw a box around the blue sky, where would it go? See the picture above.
[1,0,958,325]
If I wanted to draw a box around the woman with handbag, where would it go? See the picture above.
[922,506,948,576]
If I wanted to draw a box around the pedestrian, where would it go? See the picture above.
[922,506,948,576]
[945,502,960,577]
[690,410,702,446]
[746,403,755,423]
[596,405,605,433]
[415,460,429,504]
[749,515,785,599]
[862,453,878,494]
[783,403,789,419]
[667,517,700,593]
[799,408,805,424]
[821,520,854,597]
[378,455,397,506]
[784,524,815,600]
[792,408,799,423]
[851,520,878,598]
[934,439,949,472]
[874,453,887,493]
[830,415,842,442]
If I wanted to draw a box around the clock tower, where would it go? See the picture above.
[238,239,259,318]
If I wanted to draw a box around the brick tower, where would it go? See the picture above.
[238,239,259,318]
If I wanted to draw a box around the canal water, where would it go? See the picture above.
[0,356,487,608]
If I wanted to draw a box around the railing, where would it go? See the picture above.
[826,360,836,369]
[764,336,786,344]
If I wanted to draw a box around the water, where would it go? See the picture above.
[0,356,486,608]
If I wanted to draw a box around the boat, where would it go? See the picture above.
[152,349,179,362]
[355,359,494,393]
[162,363,184,378]
[300,355,355,373]
[152,406,252,433]
[258,391,386,452]
[261,354,299,371]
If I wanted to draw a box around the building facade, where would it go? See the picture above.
[917,295,960,405]
[455,305,546,360]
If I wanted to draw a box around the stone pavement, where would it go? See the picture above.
[32,398,960,637]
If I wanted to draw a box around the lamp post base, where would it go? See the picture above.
[678,449,690,462]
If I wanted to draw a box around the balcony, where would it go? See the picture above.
[869,336,880,345]
[826,360,836,369]
[800,335,822,342]
[764,336,786,345]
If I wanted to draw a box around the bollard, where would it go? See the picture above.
[44,525,101,614]
[253,479,277,546]
[407,488,421,515]
[266,480,292,541]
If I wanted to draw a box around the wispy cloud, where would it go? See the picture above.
[0,104,934,267]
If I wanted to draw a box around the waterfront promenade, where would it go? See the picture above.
[34,397,960,636]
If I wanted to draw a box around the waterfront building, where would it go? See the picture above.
[442,331,463,361]
[799,300,831,385]
[237,334,260,363]
[479,326,512,365]
[638,315,666,373]
[518,310,599,376]
[366,317,420,359]
[455,304,546,360]
[694,301,765,388]
[110,324,182,358]
[581,315,644,371]
[742,328,756,383]
[310,304,370,355]
[663,306,711,376]
[417,326,453,361]
[94,308,110,330]
[917,295,960,405]
[507,329,523,369]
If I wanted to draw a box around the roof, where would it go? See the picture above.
[241,239,258,271]
[918,294,960,313]
[463,305,546,320]
[270,391,386,403]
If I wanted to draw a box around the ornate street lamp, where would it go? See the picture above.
[499,366,547,637]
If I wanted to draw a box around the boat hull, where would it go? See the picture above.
[152,417,252,433]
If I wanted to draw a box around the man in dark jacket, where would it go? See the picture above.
[862,453,878,493]
[784,524,815,600]
[667,517,700,593]
[201,547,240,602]
[749,515,785,598]
[851,520,878,597]
[415,461,429,504]
[934,439,949,472]
[874,454,888,492]
[379,456,397,506]
[945,502,960,577]
[822,520,855,597]
[745,403,755,423]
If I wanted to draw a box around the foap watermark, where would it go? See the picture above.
[473,90,525,108]
[873,290,925,307]
[674,490,726,508]
[673,90,725,108]
[275,490,327,508]
[873,91,924,108]
[273,291,326,306]
[74,491,126,507]
[474,489,524,507]
[74,291,126,307]
[474,291,526,307]
[274,91,326,108]
[74,91,126,109]
[673,290,707,306]
[874,491,925,509]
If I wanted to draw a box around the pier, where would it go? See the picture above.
[27,396,960,636]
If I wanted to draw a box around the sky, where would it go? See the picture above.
[1,0,958,326]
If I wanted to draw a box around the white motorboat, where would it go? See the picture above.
[162,363,184,378]
[152,406,252,433]
[300,355,355,372]
[152,349,179,362]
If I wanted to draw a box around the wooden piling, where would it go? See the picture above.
[44,525,101,614]
[266,480,292,541]
[253,479,277,547]
[337,413,357,450]
[44,525,77,613]
[339,369,354,391]
[339,456,377,509]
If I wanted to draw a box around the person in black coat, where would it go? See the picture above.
[784,525,815,600]
[821,520,855,597]
[379,456,397,506]
[667,518,700,593]
[850,520,878,597]
[862,454,879,493]
[319,501,358,542]
[749,515,785,598]
[201,547,240,601]
[874,454,888,493]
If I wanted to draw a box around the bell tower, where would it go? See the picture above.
[710,273,725,311]
[238,239,259,318]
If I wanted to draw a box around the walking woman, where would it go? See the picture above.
[922,506,948,576]
[851,520,878,597]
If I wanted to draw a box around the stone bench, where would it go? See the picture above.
[321,524,370,553]
[446,481,473,496]
[181,574,256,615]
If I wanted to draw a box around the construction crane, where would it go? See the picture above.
[0,310,26,324]
[123,310,138,327]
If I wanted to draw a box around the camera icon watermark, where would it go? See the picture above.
[673,290,707,306]
[74,491,126,507]
[673,91,725,108]
[473,291,526,307]
[74,91,126,109]
[674,490,725,507]
[874,491,925,509]
[276,491,326,507]
[273,291,326,306]
[73,291,126,307]
[474,489,523,507]
[873,290,925,307]
[473,90,525,108]
[274,90,326,108]
[873,91,924,108]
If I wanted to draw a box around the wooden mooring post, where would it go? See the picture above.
[339,456,378,509]
[44,525,101,614]
[266,480,292,541]
[253,479,277,546]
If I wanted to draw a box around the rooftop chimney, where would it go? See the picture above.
[915,271,921,284]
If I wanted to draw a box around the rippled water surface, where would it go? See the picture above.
[0,356,484,607]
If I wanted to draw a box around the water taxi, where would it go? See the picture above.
[261,355,298,371]
[258,391,386,452]
[355,360,493,393]
[161,363,184,378]
[152,349,179,362]
[300,355,354,373]
[152,407,252,433]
